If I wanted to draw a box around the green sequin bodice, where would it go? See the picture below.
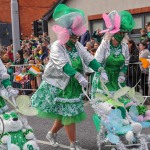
[58,47,83,99]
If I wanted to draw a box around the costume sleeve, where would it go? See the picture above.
[63,63,77,76]
[76,42,94,66]
[95,39,108,64]
[0,59,11,88]
[50,42,69,70]
[88,59,101,72]
[120,43,130,74]
[1,79,11,88]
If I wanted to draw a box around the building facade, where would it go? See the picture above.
[0,0,58,38]
[47,0,150,43]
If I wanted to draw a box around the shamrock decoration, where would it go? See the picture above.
[27,144,34,150]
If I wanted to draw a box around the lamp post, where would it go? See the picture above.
[11,0,20,61]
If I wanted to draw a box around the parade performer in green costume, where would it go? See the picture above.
[0,59,18,114]
[92,10,135,106]
[31,4,101,150]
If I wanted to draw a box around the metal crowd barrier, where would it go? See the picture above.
[86,62,150,104]
[7,64,44,95]
[6,62,150,104]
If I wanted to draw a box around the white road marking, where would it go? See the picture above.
[37,101,90,148]
[37,140,70,149]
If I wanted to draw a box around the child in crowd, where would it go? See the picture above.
[28,59,36,92]
[35,57,43,87]
[1,53,12,64]
[43,56,49,67]
[23,52,29,64]
[145,22,150,51]
[15,67,29,89]
[140,28,147,42]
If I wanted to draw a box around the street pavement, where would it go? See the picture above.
[5,82,150,150]
[27,102,98,150]
[25,102,150,150]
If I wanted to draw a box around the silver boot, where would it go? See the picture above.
[70,141,88,150]
[46,131,58,147]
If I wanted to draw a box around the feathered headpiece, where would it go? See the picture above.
[52,4,86,45]
[100,10,121,34]
[100,10,135,34]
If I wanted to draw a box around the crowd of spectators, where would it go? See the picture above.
[79,22,150,96]
[0,32,50,94]
[1,22,150,96]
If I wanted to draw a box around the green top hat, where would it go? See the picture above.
[53,4,85,29]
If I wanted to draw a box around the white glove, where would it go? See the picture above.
[74,73,88,88]
[100,71,109,83]
[6,86,19,97]
[118,75,125,83]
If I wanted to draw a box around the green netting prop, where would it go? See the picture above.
[53,4,84,20]
[53,4,85,29]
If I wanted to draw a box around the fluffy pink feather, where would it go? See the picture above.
[52,25,70,45]
[110,29,120,34]
[103,13,112,29]
[100,29,110,34]
[113,13,120,30]
[71,16,86,36]
[109,13,120,34]
[100,13,121,34]
[72,25,86,36]
[71,16,83,29]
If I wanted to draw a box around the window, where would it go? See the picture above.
[89,20,103,34]
[89,12,150,44]
[145,14,150,24]
[131,15,143,34]
[130,13,150,43]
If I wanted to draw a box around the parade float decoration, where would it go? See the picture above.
[0,95,39,150]
[83,79,150,150]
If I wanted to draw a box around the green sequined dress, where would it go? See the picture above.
[31,48,86,125]
[92,43,126,93]
[92,42,147,113]
[92,42,132,107]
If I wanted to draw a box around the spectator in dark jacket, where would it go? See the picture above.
[79,30,90,46]
[14,50,24,65]
[92,28,103,43]
[126,39,141,91]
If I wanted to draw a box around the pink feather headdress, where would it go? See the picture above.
[52,15,86,45]
[100,10,121,34]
